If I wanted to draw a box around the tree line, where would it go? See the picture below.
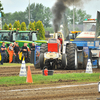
[3,20,45,40]
[1,2,91,32]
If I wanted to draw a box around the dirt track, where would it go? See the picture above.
[0,66,100,77]
[0,66,100,100]
[0,83,100,100]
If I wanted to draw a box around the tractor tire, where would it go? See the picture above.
[39,43,48,69]
[39,53,44,69]
[98,57,100,68]
[40,43,48,53]
[4,52,8,62]
[66,43,78,70]
[62,54,66,69]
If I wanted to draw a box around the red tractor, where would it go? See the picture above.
[39,32,67,70]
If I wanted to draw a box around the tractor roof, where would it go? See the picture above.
[0,30,11,32]
[18,31,30,33]
[17,31,37,33]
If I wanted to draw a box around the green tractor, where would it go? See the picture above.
[0,30,14,62]
[12,30,47,62]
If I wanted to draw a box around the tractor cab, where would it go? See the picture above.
[67,31,81,41]
[0,30,13,47]
[0,30,11,41]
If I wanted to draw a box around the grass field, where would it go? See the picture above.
[0,73,100,86]
[0,63,34,67]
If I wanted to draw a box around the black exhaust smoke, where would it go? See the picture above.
[52,0,89,33]
[52,0,66,33]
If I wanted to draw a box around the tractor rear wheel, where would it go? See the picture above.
[66,43,78,70]
[39,53,44,69]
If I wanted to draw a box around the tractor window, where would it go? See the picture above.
[32,33,37,41]
[69,34,75,39]
[83,23,96,31]
[16,33,29,40]
[0,32,10,41]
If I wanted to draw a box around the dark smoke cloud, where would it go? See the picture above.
[52,0,84,32]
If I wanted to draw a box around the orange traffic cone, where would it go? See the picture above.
[26,66,33,83]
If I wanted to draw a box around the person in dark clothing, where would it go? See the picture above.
[0,42,6,65]
[30,43,35,63]
[14,43,20,63]
[22,43,28,61]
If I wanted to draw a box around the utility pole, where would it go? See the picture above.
[29,0,30,24]
[73,0,75,31]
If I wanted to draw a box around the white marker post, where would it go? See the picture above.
[85,59,93,73]
[19,59,27,77]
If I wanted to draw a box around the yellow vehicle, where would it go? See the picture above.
[68,31,81,41]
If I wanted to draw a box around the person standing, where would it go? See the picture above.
[0,42,6,65]
[14,43,20,63]
[8,43,14,63]
[30,43,35,63]
[22,43,28,62]
[58,36,62,52]
[13,42,16,63]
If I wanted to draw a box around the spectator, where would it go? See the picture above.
[58,36,62,52]
[58,36,62,45]
[30,43,35,63]
[13,42,16,63]
[14,43,20,63]
[22,43,28,62]
[0,42,6,65]
[57,38,61,53]
[8,43,14,63]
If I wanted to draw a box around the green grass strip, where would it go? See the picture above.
[0,73,100,86]
[0,63,34,67]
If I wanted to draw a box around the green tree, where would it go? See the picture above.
[26,3,52,27]
[31,21,36,30]
[0,1,4,17]
[28,21,32,30]
[2,3,52,27]
[2,11,28,26]
[21,22,26,31]
[3,23,9,30]
[43,7,52,27]
[36,20,45,40]
[65,8,91,24]
[44,27,54,33]
[13,20,21,30]
[9,23,12,29]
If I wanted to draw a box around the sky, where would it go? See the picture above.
[1,0,100,18]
